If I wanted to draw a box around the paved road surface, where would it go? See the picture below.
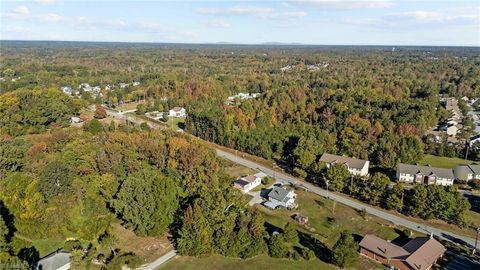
[137,250,176,270]
[103,109,479,252]
[216,149,479,252]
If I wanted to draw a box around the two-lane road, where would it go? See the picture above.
[215,149,479,251]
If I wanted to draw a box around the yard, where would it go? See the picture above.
[223,159,257,178]
[419,154,473,169]
[167,116,186,130]
[159,254,337,270]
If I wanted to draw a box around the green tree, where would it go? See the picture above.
[325,164,350,192]
[84,119,103,135]
[268,234,288,258]
[361,173,390,205]
[177,203,213,256]
[386,183,404,211]
[38,160,71,199]
[283,222,298,243]
[331,231,358,269]
[113,167,178,236]
[0,139,30,175]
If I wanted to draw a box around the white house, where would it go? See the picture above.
[133,81,140,86]
[168,107,186,117]
[319,153,370,177]
[119,83,129,88]
[36,250,71,270]
[454,164,480,182]
[396,163,455,186]
[233,172,266,193]
[61,86,74,95]
[264,187,296,209]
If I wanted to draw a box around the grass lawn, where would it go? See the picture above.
[159,254,338,270]
[419,154,473,169]
[223,159,256,178]
[257,190,410,248]
[167,117,186,130]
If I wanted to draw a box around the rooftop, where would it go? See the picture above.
[397,163,454,179]
[319,153,368,170]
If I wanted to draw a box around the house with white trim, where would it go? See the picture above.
[319,153,370,177]
[233,172,266,193]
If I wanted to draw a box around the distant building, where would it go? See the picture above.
[119,83,129,88]
[133,81,140,86]
[61,86,74,95]
[396,163,454,186]
[233,172,266,193]
[70,116,83,124]
[359,234,445,270]
[319,153,370,177]
[264,186,296,209]
[145,111,164,121]
[454,164,480,182]
[168,107,186,117]
[36,250,71,270]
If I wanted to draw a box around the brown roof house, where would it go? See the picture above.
[359,234,446,270]
[319,153,370,177]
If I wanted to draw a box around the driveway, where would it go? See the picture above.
[215,148,479,252]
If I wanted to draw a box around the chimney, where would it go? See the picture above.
[430,232,434,239]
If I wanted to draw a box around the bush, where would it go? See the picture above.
[261,176,275,186]
[300,247,315,260]
[294,167,307,178]
[64,240,82,251]
[469,179,480,189]
[358,208,367,219]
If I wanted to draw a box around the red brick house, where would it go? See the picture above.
[359,234,446,270]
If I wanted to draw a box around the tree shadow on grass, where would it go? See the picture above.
[0,200,16,242]
[264,221,283,235]
[298,231,332,263]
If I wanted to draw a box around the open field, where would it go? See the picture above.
[111,223,173,264]
[159,254,339,270]
[419,154,474,169]
[223,159,256,178]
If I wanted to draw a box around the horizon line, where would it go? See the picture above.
[1,39,479,48]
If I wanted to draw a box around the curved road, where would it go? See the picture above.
[216,149,479,252]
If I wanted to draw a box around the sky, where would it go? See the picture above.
[1,0,479,46]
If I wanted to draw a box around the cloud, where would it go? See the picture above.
[37,13,63,23]
[386,9,480,24]
[197,6,273,16]
[13,5,30,15]
[289,0,393,9]
[34,0,58,5]
[207,19,231,28]
[181,31,198,38]
[197,5,307,20]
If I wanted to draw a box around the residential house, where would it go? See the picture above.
[133,81,140,86]
[454,164,480,182]
[319,153,370,177]
[36,250,71,270]
[168,107,186,117]
[61,86,74,95]
[396,163,454,186]
[264,186,296,209]
[119,83,129,88]
[145,111,164,121]
[233,172,266,193]
[359,234,445,270]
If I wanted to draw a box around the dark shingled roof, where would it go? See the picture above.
[397,163,454,179]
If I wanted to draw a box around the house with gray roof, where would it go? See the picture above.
[264,186,296,210]
[396,163,454,186]
[319,153,370,177]
[233,172,266,193]
[36,250,71,270]
[454,164,480,182]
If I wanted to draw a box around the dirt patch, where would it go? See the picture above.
[111,223,173,264]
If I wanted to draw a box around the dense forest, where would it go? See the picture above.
[1,42,479,268]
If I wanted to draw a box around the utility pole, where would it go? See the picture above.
[474,227,479,255]
[325,180,329,199]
